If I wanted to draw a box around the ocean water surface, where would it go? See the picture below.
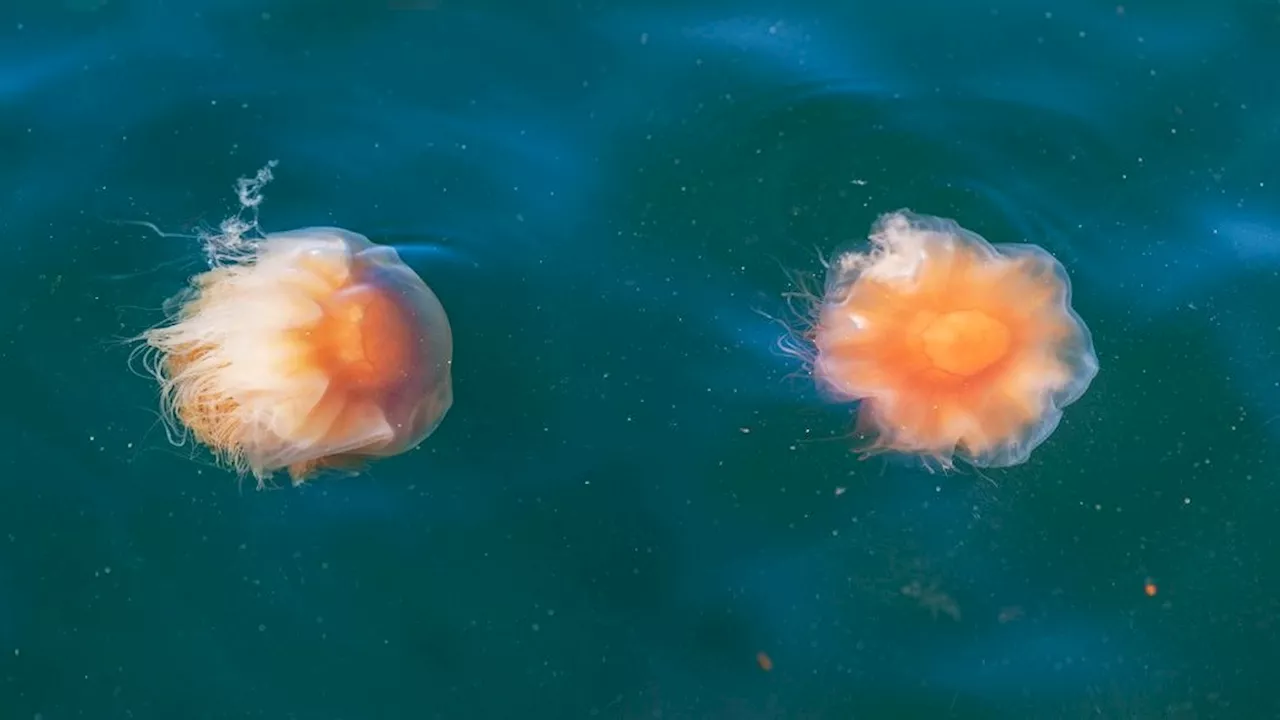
[0,0,1277,717]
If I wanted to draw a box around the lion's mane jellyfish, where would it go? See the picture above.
[807,210,1097,468]
[140,226,453,486]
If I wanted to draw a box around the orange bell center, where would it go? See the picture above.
[321,288,411,390]
[919,309,1010,376]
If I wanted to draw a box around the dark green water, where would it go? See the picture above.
[0,0,1277,718]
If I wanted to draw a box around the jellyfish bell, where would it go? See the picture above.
[807,210,1097,469]
[140,226,453,486]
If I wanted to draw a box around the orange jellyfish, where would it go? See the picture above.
[139,227,453,486]
[808,210,1097,468]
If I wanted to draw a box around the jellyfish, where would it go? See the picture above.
[139,226,453,486]
[806,210,1097,468]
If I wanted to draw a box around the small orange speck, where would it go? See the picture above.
[756,651,773,672]
[1144,579,1158,597]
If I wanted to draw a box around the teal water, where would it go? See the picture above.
[1,0,1277,718]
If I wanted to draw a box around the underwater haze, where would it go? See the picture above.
[1,0,1277,718]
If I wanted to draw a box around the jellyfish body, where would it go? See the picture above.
[142,227,453,485]
[810,211,1097,468]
